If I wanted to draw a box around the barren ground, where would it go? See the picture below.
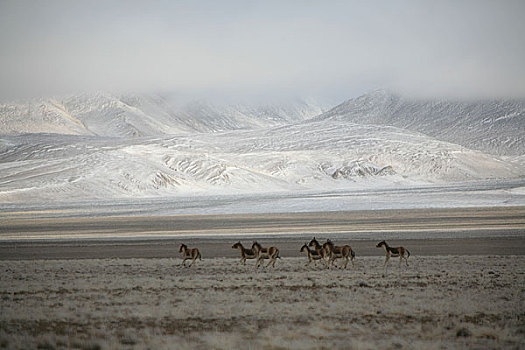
[1,254,524,349]
[1,207,524,349]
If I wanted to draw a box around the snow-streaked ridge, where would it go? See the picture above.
[0,93,325,137]
[0,120,522,203]
[1,90,524,206]
[317,89,525,156]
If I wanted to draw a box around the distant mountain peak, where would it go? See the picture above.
[318,90,525,156]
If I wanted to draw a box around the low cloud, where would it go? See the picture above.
[1,1,524,102]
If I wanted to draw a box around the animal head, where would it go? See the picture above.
[252,241,262,250]
[300,243,308,252]
[323,239,334,248]
[308,237,319,247]
[232,242,242,249]
[376,240,387,248]
[179,243,187,252]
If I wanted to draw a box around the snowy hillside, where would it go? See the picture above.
[317,90,525,156]
[1,90,524,206]
[0,120,522,203]
[0,93,325,137]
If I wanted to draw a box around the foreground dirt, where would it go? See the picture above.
[1,255,524,349]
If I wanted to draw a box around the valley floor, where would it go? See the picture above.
[1,206,524,349]
[0,255,523,349]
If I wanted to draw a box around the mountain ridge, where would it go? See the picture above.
[0,93,326,137]
[1,120,522,203]
[1,90,524,204]
[316,89,525,156]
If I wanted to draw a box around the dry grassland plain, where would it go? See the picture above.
[0,207,524,349]
[1,256,524,349]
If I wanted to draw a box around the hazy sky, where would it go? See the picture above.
[1,0,524,102]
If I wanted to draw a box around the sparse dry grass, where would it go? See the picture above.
[1,255,524,349]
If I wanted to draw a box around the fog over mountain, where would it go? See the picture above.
[2,1,524,102]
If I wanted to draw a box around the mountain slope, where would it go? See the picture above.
[0,99,92,136]
[317,90,525,156]
[0,121,522,202]
[0,94,325,137]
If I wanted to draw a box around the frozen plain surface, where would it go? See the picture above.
[1,204,525,243]
[1,178,525,220]
[1,256,523,349]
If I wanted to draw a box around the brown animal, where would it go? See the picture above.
[232,241,257,265]
[179,243,202,267]
[252,241,280,268]
[308,237,329,266]
[376,240,410,267]
[323,239,355,269]
[300,243,324,266]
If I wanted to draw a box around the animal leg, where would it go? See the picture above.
[189,257,197,267]
[384,255,390,267]
[332,258,340,268]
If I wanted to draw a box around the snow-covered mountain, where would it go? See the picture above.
[0,93,325,137]
[0,120,522,203]
[317,90,525,156]
[1,90,524,205]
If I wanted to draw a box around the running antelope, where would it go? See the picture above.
[251,241,280,268]
[300,243,323,266]
[308,237,329,266]
[323,239,355,269]
[376,240,410,267]
[179,243,202,267]
[232,241,257,265]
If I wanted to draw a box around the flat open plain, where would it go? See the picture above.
[0,207,524,349]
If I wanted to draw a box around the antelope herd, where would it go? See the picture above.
[179,239,410,269]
